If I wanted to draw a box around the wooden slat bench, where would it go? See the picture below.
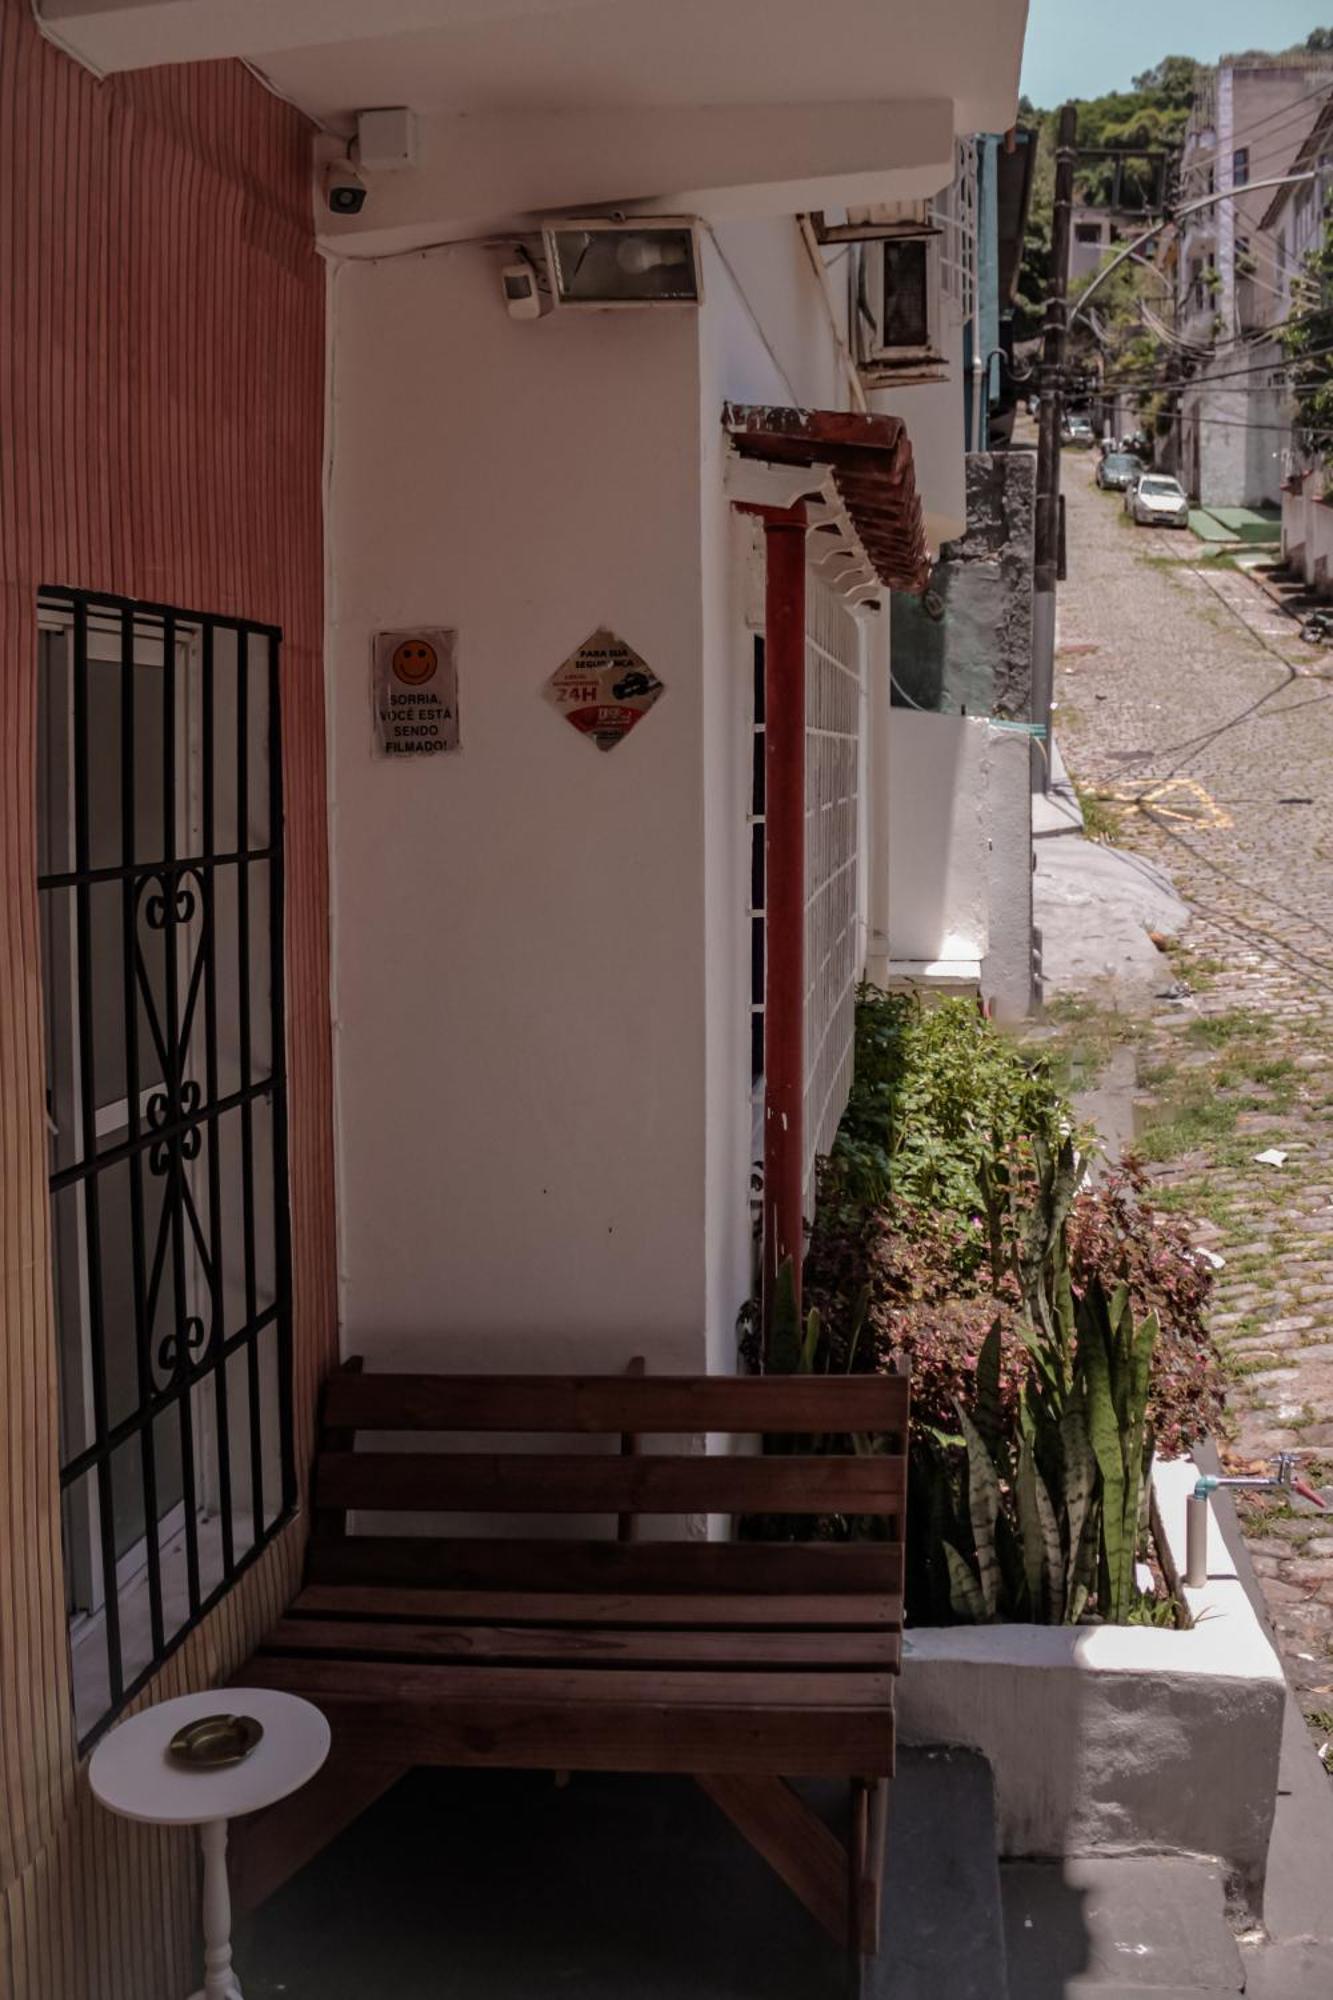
[234,1361,909,1997]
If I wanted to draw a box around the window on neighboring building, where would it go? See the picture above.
[37,588,294,1748]
[1074,222,1102,245]
[1233,147,1250,187]
[881,237,931,349]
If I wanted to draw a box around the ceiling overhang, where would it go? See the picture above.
[723,403,931,596]
[36,0,1027,134]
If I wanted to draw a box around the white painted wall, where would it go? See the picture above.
[1282,471,1333,593]
[327,245,711,1375]
[327,216,859,1378]
[886,711,989,964]
[981,725,1033,1021]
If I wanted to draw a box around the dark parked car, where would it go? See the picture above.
[1096,451,1143,492]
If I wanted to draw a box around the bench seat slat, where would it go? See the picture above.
[244,1655,896,1708]
[241,1654,896,1776]
[265,1616,902,1669]
[322,1371,909,1437]
[293,1584,902,1629]
[316,1449,905,1516]
[304,1534,904,1597]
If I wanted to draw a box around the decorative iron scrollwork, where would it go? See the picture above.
[147,1078,202,1175]
[143,871,198,931]
[156,1314,207,1380]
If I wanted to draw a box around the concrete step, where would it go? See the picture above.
[878,1746,1008,2000]
[241,1750,1010,2000]
[1240,1937,1333,1998]
[1000,1856,1243,1996]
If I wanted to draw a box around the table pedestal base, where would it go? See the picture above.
[192,1817,244,2000]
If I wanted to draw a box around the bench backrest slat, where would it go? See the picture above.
[320,1371,908,1439]
[305,1534,905,1599]
[310,1367,908,1574]
[316,1447,905,1518]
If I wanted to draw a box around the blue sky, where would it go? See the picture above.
[1020,1,1333,105]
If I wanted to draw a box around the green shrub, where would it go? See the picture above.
[763,988,1225,1625]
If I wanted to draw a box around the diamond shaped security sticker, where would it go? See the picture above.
[543,628,665,752]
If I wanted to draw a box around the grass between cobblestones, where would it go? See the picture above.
[1051,451,1333,1747]
[1035,978,1333,1749]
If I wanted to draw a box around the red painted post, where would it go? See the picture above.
[761,506,807,1333]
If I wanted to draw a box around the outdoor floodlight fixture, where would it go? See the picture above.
[541,217,703,308]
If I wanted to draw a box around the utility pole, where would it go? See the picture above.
[1031,101,1077,794]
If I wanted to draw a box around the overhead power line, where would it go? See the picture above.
[1099,340,1333,392]
[1070,171,1320,328]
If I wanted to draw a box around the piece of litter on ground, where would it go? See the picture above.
[1197,1248,1226,1270]
[1254,1148,1288,1167]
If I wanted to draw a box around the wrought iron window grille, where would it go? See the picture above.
[36,587,294,1749]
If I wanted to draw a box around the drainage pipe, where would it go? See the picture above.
[1186,1490,1209,1589]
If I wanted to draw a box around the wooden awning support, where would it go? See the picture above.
[723,402,931,594]
[724,405,927,1340]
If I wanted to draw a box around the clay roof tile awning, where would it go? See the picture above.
[722,402,931,594]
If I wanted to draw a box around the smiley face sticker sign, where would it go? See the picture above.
[373,628,460,758]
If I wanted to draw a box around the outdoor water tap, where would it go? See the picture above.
[1185,1455,1327,1588]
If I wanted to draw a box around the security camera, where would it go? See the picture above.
[324,160,367,216]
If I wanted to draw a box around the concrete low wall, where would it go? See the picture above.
[897,1459,1285,1909]
[1282,473,1333,595]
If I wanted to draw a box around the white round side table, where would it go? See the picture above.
[89,1686,330,2000]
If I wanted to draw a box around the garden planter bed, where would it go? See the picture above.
[897,1459,1285,1908]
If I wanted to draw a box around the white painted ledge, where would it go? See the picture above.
[898,1456,1285,1910]
[882,958,983,985]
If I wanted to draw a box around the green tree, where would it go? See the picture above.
[1280,218,1333,465]
[1013,62,1197,340]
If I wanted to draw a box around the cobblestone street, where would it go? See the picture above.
[1052,448,1333,1744]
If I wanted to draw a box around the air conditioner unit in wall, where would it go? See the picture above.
[854,232,950,387]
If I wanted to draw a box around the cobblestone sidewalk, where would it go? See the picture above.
[1051,451,1333,1748]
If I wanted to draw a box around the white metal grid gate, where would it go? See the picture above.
[802,576,863,1200]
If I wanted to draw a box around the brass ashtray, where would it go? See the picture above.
[168,1713,264,1769]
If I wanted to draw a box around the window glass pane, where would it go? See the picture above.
[37,591,291,1748]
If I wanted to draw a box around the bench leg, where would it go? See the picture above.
[696,1773,848,1946]
[846,1778,871,1999]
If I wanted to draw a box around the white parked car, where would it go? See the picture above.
[1125,473,1190,528]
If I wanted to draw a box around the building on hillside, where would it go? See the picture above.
[1168,53,1333,505]
[1259,97,1333,589]
[1067,203,1143,285]
[0,1,1028,1992]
